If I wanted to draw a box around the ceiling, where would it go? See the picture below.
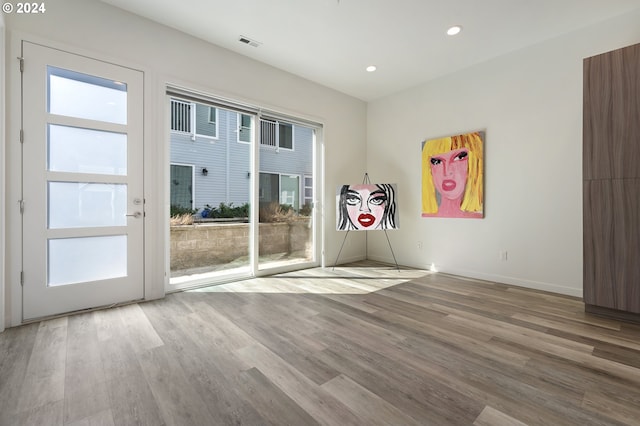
[100,0,640,101]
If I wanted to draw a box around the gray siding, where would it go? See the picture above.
[170,105,313,212]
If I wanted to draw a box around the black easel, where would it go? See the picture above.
[332,173,400,271]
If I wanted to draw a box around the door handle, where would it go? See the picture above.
[126,211,142,219]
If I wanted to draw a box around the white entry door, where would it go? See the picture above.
[21,41,144,320]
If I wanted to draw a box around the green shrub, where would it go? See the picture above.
[204,202,249,219]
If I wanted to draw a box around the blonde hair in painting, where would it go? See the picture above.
[421,131,484,214]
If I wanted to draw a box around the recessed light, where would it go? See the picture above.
[447,25,462,36]
[366,65,377,72]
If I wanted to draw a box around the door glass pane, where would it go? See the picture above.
[48,66,127,124]
[48,124,127,175]
[48,182,127,228]
[259,123,314,269]
[169,100,251,284]
[48,235,127,286]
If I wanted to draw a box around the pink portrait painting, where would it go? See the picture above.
[421,131,484,218]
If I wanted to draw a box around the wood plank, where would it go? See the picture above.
[473,405,528,426]
[321,374,425,426]
[64,314,111,424]
[103,371,165,426]
[0,323,39,424]
[114,304,164,353]
[17,318,67,414]
[238,367,320,426]
[8,400,64,426]
[160,319,267,425]
[315,340,482,425]
[512,312,640,351]
[66,409,115,426]
[97,315,165,426]
[137,345,218,426]
[235,343,363,426]
[582,390,640,426]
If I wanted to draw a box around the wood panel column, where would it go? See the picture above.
[583,42,640,321]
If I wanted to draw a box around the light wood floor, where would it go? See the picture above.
[2,261,640,425]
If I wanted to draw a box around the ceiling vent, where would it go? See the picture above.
[239,36,261,48]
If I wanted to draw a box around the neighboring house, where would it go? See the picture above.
[169,98,314,213]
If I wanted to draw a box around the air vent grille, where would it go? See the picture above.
[239,36,261,48]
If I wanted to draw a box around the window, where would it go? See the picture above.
[278,122,293,150]
[170,164,194,210]
[259,172,300,211]
[170,98,217,139]
[170,99,191,133]
[195,103,217,138]
[259,119,294,150]
[238,113,252,143]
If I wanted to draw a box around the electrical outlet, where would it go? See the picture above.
[417,241,423,250]
[499,250,508,261]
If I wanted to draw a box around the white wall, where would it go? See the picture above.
[366,9,640,297]
[3,0,367,326]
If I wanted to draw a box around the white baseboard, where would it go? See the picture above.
[331,254,367,267]
[366,254,583,298]
[441,267,583,298]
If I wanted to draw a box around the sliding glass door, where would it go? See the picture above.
[167,91,319,289]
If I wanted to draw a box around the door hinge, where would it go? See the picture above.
[19,199,24,214]
[20,271,24,286]
[20,129,24,144]
[18,56,24,73]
